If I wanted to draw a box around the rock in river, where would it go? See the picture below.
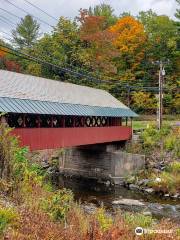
[129,184,140,191]
[144,188,154,194]
[112,198,145,207]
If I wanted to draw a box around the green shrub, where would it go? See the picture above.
[96,208,113,231]
[149,170,180,194]
[0,207,18,235]
[164,135,176,151]
[123,212,154,229]
[41,189,74,221]
[167,161,180,174]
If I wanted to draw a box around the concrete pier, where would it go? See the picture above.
[58,143,145,184]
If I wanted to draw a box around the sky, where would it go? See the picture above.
[0,0,179,41]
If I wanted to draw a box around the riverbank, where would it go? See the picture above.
[126,124,180,195]
[0,124,180,239]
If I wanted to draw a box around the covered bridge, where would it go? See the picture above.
[0,70,137,150]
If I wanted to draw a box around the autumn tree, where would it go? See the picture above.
[78,9,118,78]
[12,15,40,49]
[88,4,117,27]
[0,39,21,72]
[131,91,157,114]
[110,16,147,81]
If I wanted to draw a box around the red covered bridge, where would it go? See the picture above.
[0,70,137,150]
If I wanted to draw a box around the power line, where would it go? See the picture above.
[1,45,160,88]
[2,44,176,93]
[4,0,53,27]
[0,43,104,83]
[0,7,21,20]
[0,30,12,37]
[0,15,16,26]
[0,44,145,87]
[0,7,159,87]
[0,18,15,28]
[23,0,58,21]
[0,35,11,42]
[1,46,178,95]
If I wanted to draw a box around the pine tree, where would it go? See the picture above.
[12,15,40,49]
[175,0,180,19]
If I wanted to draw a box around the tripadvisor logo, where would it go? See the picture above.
[135,227,144,236]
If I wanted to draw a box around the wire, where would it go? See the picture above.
[0,44,176,92]
[0,36,11,42]
[4,0,53,27]
[0,15,16,26]
[2,45,177,93]
[23,0,58,21]
[1,47,179,95]
[0,7,21,20]
[0,18,15,28]
[0,30,12,37]
[0,7,160,87]
[0,43,104,83]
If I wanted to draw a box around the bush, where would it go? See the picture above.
[0,207,18,235]
[123,212,154,229]
[167,161,180,174]
[96,208,113,231]
[164,135,177,151]
[139,124,180,159]
[149,165,180,194]
[41,189,74,221]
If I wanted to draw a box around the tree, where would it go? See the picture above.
[138,11,177,60]
[131,91,157,114]
[138,11,179,87]
[78,9,118,77]
[88,4,117,27]
[110,16,147,80]
[12,15,40,49]
[0,40,21,72]
[29,17,85,81]
[175,0,180,20]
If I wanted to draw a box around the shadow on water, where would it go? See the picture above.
[52,175,180,221]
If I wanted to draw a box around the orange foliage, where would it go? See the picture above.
[78,9,118,75]
[0,47,7,58]
[110,16,147,55]
[5,206,180,240]
[0,47,21,72]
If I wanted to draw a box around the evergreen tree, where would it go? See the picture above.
[12,15,40,49]
[175,0,180,20]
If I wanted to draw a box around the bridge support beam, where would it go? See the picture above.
[58,143,145,184]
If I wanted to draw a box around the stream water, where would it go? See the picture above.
[52,175,180,222]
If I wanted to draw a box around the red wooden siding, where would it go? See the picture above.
[11,126,132,151]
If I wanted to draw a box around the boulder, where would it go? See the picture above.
[129,184,140,190]
[144,188,154,194]
[112,198,145,207]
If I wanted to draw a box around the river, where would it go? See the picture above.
[53,175,180,222]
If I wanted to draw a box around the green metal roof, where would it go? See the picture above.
[0,97,138,117]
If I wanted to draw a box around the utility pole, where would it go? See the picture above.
[153,60,167,130]
[158,62,165,130]
[127,84,130,107]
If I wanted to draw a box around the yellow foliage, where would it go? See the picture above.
[110,16,146,55]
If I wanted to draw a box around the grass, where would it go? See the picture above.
[0,207,18,236]
[133,120,179,130]
[148,161,180,194]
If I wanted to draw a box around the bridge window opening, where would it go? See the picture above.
[27,115,39,128]
[65,116,74,128]
[0,113,123,129]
